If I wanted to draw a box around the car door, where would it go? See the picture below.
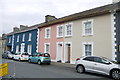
[14,53,19,59]
[32,54,38,63]
[30,55,35,62]
[93,57,111,75]
[82,57,96,71]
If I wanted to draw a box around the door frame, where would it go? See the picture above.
[56,42,63,62]
[64,42,72,63]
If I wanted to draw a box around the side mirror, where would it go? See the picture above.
[105,62,111,65]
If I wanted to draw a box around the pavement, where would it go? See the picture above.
[52,62,75,69]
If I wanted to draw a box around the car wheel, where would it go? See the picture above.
[28,59,31,63]
[47,63,50,65]
[77,65,84,73]
[19,58,21,62]
[6,56,9,59]
[111,70,120,80]
[38,60,42,65]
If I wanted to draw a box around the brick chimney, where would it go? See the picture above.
[112,0,120,3]
[13,27,19,32]
[20,25,28,30]
[45,15,57,23]
[2,33,6,40]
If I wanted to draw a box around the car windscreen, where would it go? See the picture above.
[102,57,117,63]
[44,53,50,57]
[15,53,20,55]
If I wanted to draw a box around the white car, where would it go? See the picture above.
[2,51,15,59]
[13,52,29,61]
[76,56,120,80]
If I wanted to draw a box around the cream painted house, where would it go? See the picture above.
[64,14,114,64]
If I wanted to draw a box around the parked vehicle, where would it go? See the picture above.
[13,52,29,61]
[2,51,15,59]
[28,52,51,65]
[76,56,120,80]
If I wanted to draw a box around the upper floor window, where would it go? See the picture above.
[28,33,32,41]
[65,23,73,37]
[17,35,19,42]
[45,28,51,38]
[57,25,63,38]
[82,20,93,36]
[22,34,25,42]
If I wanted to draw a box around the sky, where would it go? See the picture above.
[0,0,112,36]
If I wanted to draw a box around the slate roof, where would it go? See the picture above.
[7,2,120,35]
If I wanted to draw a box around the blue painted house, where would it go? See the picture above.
[6,25,39,55]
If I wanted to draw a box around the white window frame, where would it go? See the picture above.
[44,43,50,54]
[82,42,94,56]
[28,33,32,41]
[8,37,11,43]
[57,25,63,38]
[17,35,19,42]
[16,45,19,53]
[65,23,73,37]
[27,45,32,55]
[45,27,51,39]
[82,19,93,36]
[22,34,25,42]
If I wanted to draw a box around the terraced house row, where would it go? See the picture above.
[6,2,120,64]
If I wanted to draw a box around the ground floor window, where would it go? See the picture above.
[16,45,19,53]
[83,42,93,56]
[27,45,32,55]
[44,43,50,53]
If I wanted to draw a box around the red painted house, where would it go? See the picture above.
[38,15,64,62]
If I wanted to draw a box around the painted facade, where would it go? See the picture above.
[38,24,64,62]
[6,28,38,55]
[38,2,120,64]
[115,11,120,62]
[6,2,120,64]
[64,14,114,64]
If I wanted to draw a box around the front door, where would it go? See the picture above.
[68,46,70,63]
[56,43,62,62]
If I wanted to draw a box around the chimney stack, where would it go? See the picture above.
[20,25,28,30]
[13,27,19,32]
[45,15,57,23]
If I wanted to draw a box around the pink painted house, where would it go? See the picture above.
[38,15,64,62]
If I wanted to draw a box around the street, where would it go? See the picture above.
[2,59,112,79]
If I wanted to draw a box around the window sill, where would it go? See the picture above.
[82,34,93,37]
[57,36,63,38]
[65,35,72,38]
[45,37,50,39]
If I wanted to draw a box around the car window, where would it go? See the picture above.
[44,53,50,57]
[15,53,20,55]
[94,57,109,64]
[22,53,29,55]
[83,57,94,61]
[37,54,41,56]
[94,57,103,63]
[11,52,15,54]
